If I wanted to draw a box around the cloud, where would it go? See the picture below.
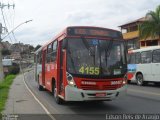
[1,0,160,46]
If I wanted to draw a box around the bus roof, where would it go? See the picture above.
[35,26,122,54]
[129,46,160,53]
[67,26,121,32]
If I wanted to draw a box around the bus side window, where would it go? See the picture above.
[128,53,135,64]
[153,49,160,63]
[141,51,152,63]
[135,52,141,64]
[127,54,130,63]
[37,52,42,64]
[47,44,52,63]
[48,44,52,53]
[51,40,57,62]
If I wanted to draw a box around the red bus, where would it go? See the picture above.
[34,26,127,104]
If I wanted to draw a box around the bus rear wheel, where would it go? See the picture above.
[37,76,44,91]
[136,73,147,86]
[154,82,160,86]
[53,83,63,104]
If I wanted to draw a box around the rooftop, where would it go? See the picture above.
[119,17,149,28]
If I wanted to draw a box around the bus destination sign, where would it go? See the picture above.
[67,27,121,38]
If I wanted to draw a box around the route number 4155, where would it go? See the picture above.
[79,66,100,75]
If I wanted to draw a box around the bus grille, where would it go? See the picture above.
[80,84,119,90]
[103,85,119,90]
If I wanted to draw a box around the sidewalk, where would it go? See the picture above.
[2,74,46,114]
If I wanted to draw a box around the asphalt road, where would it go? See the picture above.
[24,70,160,120]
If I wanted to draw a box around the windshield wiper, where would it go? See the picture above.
[81,37,90,50]
[105,40,113,67]
[81,37,96,65]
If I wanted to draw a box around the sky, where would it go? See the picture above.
[0,0,160,47]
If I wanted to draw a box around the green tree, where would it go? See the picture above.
[1,49,11,56]
[139,5,160,40]
[29,45,34,52]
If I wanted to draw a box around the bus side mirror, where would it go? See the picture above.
[62,49,66,53]
[62,49,67,58]
[62,49,67,65]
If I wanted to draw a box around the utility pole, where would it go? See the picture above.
[0,2,15,9]
[0,23,4,80]
[0,2,15,81]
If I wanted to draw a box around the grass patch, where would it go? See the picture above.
[0,75,16,113]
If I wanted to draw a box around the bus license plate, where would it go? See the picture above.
[96,93,106,97]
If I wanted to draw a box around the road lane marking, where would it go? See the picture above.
[22,73,56,120]
[128,89,160,96]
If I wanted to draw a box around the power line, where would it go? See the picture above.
[0,2,15,9]
[3,7,16,42]
[3,8,11,28]
[11,0,15,29]
[3,9,17,42]
[0,2,15,42]
[11,31,17,42]
[1,8,12,42]
[3,2,15,29]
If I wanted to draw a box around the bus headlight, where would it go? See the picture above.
[66,72,76,87]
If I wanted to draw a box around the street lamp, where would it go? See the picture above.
[0,20,33,80]
[1,19,33,41]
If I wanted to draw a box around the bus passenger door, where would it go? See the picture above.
[57,41,65,98]
[152,49,160,81]
[140,51,152,81]
[42,49,46,86]
[152,63,160,81]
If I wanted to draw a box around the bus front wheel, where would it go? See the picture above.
[127,80,131,84]
[53,84,63,104]
[136,73,146,86]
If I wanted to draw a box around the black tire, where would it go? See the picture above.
[136,73,147,86]
[154,82,160,86]
[127,80,131,84]
[37,76,44,91]
[53,83,64,104]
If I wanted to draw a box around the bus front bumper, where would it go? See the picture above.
[65,85,127,101]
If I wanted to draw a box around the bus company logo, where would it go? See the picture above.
[81,81,96,85]
[111,81,122,85]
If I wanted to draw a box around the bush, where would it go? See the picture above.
[8,63,20,75]
[0,74,16,112]
[1,49,11,56]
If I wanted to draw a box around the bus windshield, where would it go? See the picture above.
[66,38,126,77]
